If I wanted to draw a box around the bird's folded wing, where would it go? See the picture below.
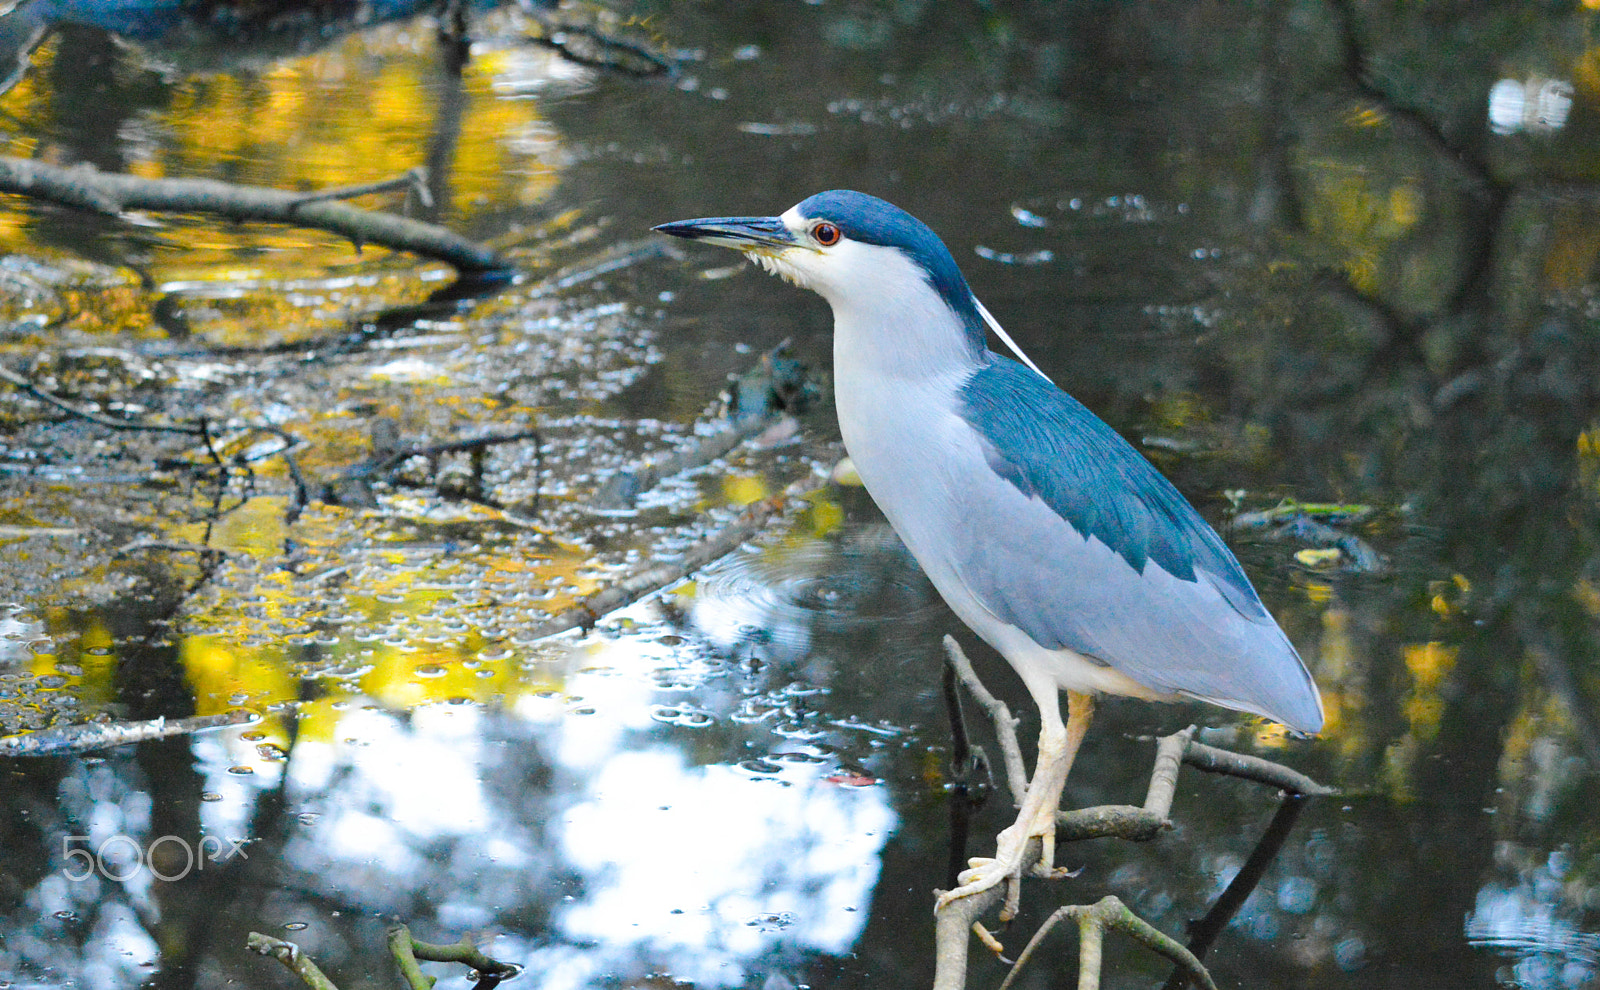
[954,358,1322,730]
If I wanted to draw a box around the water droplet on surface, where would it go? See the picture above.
[226,765,255,775]
[283,922,309,931]
[745,912,795,932]
[773,751,826,764]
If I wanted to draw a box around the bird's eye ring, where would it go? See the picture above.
[812,221,841,247]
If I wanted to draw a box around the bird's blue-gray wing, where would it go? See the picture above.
[955,357,1323,731]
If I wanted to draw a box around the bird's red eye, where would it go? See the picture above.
[812,222,841,246]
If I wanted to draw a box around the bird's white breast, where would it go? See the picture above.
[825,273,1007,642]
[827,268,1168,702]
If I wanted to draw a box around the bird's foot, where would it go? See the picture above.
[936,693,1094,920]
[935,815,1051,921]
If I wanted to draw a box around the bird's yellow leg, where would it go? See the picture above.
[936,691,1095,917]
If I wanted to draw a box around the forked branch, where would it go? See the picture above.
[999,896,1219,990]
[936,638,1333,990]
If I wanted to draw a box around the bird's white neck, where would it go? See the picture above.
[824,245,985,546]
[817,241,983,388]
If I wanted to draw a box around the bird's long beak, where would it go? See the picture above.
[651,216,800,255]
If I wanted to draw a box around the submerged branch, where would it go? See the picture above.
[407,930,521,981]
[1231,500,1387,575]
[325,424,546,510]
[0,362,205,436]
[387,926,433,990]
[248,924,518,990]
[1161,794,1309,990]
[0,711,259,757]
[0,157,505,273]
[591,341,816,510]
[527,481,818,642]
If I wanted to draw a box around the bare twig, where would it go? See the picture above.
[1148,727,1196,810]
[1181,738,1337,796]
[288,167,432,209]
[0,157,504,273]
[1055,729,1191,842]
[942,660,996,890]
[246,933,340,990]
[942,636,1028,805]
[1054,803,1169,842]
[945,661,975,776]
[521,10,673,77]
[1000,896,1219,990]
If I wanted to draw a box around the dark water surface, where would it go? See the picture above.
[3,3,1600,989]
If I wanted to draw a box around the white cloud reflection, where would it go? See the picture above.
[166,623,898,990]
[556,747,893,984]
[1488,77,1574,136]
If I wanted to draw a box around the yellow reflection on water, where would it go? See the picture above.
[0,21,565,341]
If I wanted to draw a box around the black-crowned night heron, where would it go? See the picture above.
[654,190,1323,907]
